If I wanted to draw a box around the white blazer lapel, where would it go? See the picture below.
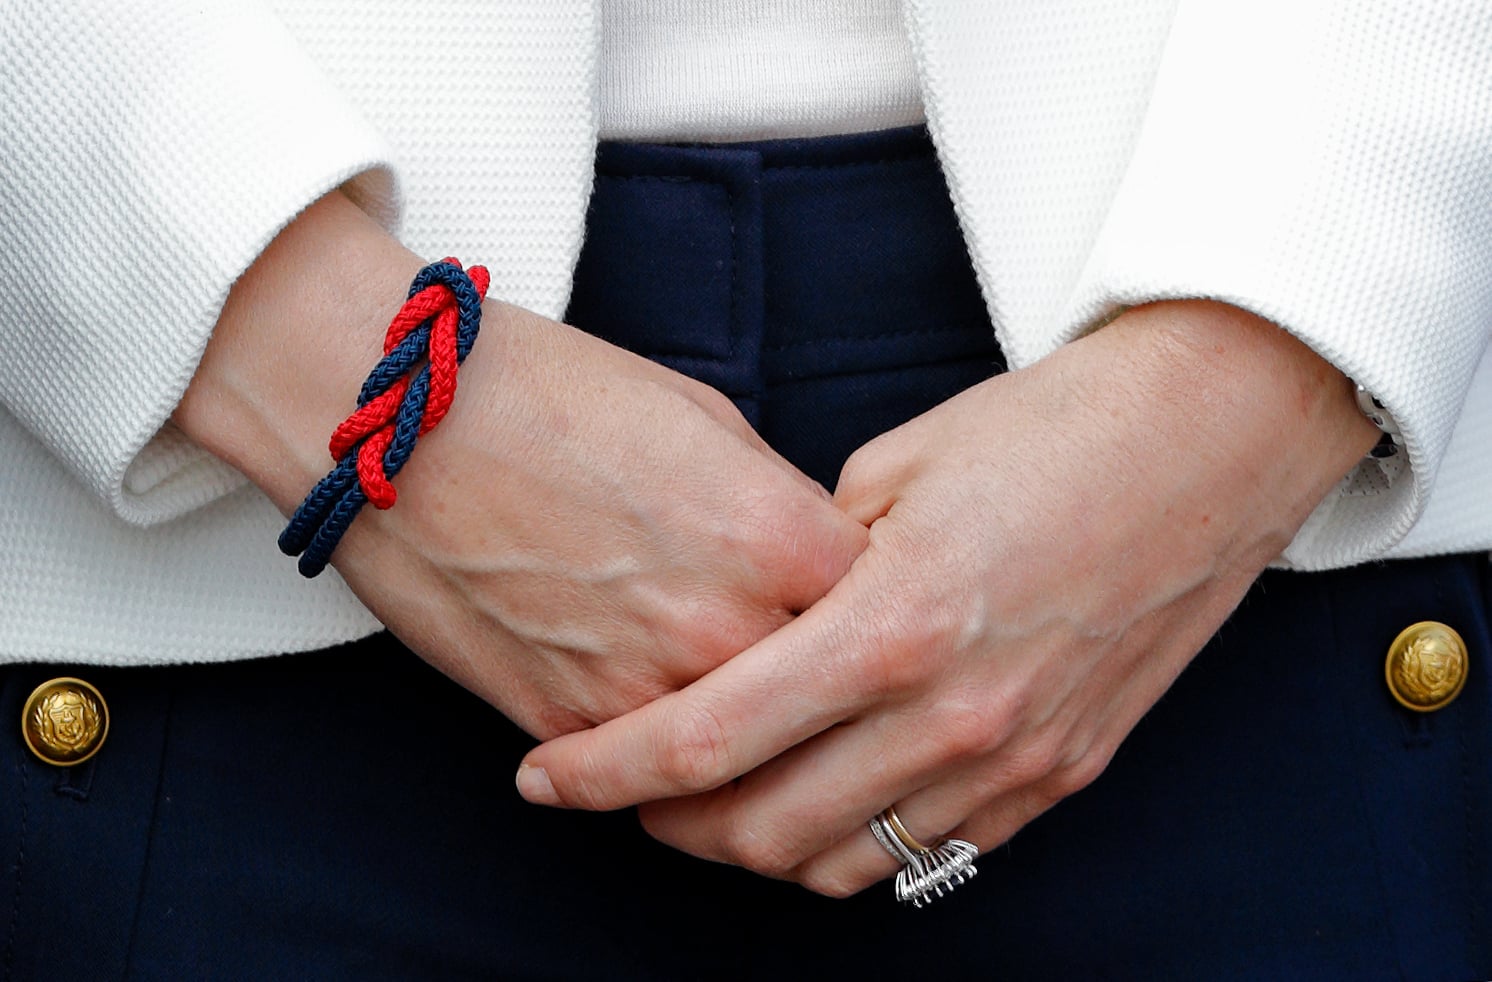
[903,0,1176,367]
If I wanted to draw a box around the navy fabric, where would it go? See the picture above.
[3,128,1489,980]
[567,128,1000,489]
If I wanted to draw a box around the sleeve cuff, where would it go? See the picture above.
[0,1,400,526]
[1054,0,1492,569]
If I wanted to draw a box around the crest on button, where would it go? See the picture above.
[1386,621,1468,712]
[22,678,109,766]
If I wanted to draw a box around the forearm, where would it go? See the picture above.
[1072,300,1379,566]
[173,191,427,511]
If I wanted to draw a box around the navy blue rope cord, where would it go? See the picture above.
[280,259,489,577]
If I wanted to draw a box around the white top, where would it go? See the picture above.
[597,0,923,142]
[2,0,1490,667]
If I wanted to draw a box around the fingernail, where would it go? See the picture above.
[515,764,558,805]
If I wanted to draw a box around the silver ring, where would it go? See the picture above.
[868,806,979,908]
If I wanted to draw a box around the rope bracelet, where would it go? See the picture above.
[279,258,490,577]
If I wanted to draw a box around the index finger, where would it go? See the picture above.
[515,565,882,811]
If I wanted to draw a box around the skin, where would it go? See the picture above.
[514,299,1379,898]
[173,190,866,738]
[177,189,1376,900]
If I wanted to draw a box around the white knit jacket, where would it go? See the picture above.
[2,0,1490,666]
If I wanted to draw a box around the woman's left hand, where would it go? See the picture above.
[515,300,1378,897]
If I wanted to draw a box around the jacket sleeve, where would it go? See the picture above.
[1062,0,1492,569]
[0,0,397,526]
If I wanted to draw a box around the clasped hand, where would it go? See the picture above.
[181,202,1371,901]
[513,300,1377,899]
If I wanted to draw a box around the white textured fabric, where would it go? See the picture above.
[598,0,924,142]
[906,0,1492,570]
[0,410,381,663]
[0,1,396,527]
[0,0,597,663]
[2,0,1490,666]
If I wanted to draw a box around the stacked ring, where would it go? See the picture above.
[867,806,980,907]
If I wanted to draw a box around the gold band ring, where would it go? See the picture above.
[882,806,938,854]
[867,805,981,908]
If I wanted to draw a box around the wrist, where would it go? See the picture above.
[1080,300,1380,550]
[173,191,425,511]
[1113,299,1376,462]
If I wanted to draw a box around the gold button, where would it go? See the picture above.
[1385,621,1468,712]
[21,678,109,766]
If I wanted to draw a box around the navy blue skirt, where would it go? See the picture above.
[4,128,1489,980]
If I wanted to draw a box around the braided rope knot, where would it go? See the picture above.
[279,258,490,577]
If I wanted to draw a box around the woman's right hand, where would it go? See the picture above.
[176,191,866,738]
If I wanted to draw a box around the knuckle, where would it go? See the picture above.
[1055,743,1116,797]
[690,381,747,426]
[1047,769,1087,801]
[635,804,670,841]
[855,585,986,692]
[971,736,1063,800]
[927,691,1016,764]
[636,804,692,854]
[726,494,817,575]
[722,821,801,879]
[837,429,911,502]
[845,602,944,700]
[653,704,735,794]
[528,702,595,742]
[1037,732,1074,772]
[856,643,927,701]
[798,863,865,900]
[1009,737,1066,788]
[669,608,767,678]
[835,440,884,500]
[590,661,681,720]
[660,373,739,428]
